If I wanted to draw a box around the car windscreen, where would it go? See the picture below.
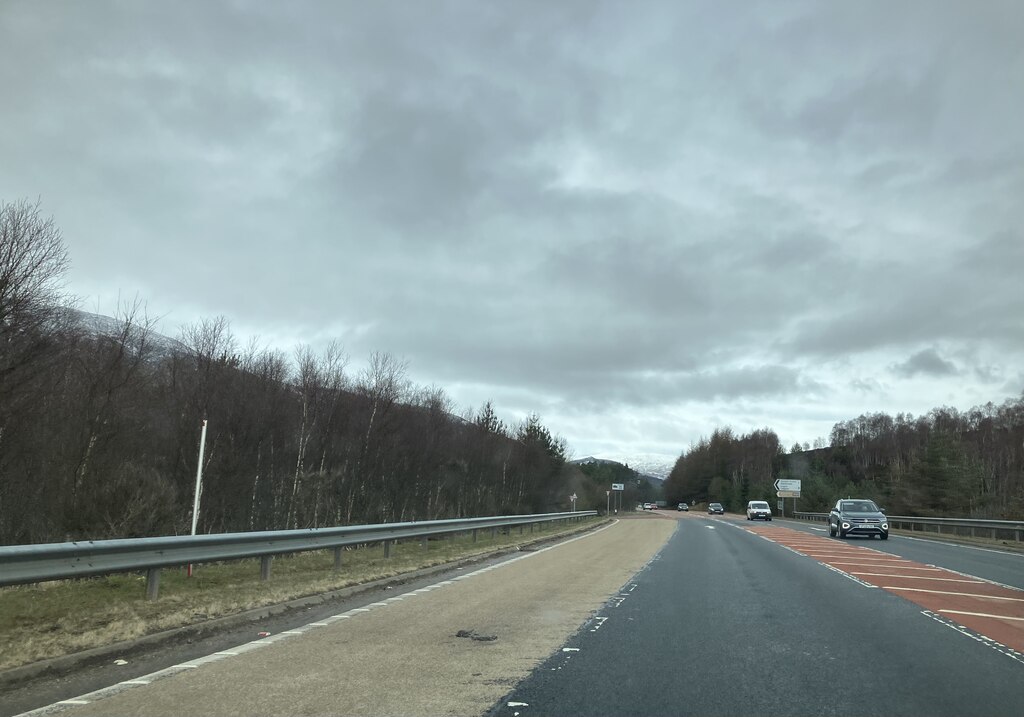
[842,501,878,513]
[750,502,769,508]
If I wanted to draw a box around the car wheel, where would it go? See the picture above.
[828,522,836,537]
[880,532,888,541]
[767,517,772,521]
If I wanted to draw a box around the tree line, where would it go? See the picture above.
[663,399,1024,519]
[0,199,577,545]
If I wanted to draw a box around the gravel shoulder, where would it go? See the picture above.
[40,516,676,717]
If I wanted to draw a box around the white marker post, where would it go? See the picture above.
[187,419,208,578]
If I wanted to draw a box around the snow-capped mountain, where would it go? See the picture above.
[69,309,185,359]
[589,453,677,480]
[571,452,677,485]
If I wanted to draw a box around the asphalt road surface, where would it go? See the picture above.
[494,512,1024,717]
[11,512,1024,716]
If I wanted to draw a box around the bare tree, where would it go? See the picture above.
[0,199,73,419]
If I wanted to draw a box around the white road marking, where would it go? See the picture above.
[831,562,940,570]
[822,564,877,588]
[883,587,1024,601]
[921,610,1024,665]
[851,573,983,583]
[938,609,1024,621]
[898,534,1024,557]
[14,520,621,717]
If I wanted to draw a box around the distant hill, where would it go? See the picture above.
[571,456,664,487]
[69,309,185,359]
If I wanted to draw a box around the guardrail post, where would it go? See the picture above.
[383,540,391,558]
[421,536,427,550]
[472,529,478,543]
[490,527,496,540]
[260,556,272,581]
[146,568,160,601]
[333,547,343,569]
[519,524,524,535]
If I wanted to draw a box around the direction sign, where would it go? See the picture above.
[774,479,801,492]
[777,490,800,498]
[611,483,625,491]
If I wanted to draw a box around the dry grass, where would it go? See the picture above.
[0,519,601,671]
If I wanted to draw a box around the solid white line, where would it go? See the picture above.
[883,587,1024,601]
[851,572,983,583]
[120,680,151,685]
[939,609,1024,622]
[57,700,90,705]
[803,555,909,562]
[831,562,940,570]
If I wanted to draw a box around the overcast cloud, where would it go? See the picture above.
[2,0,1022,471]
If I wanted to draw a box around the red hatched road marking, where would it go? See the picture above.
[745,524,1024,655]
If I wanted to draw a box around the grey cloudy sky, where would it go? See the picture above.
[2,1,1022,470]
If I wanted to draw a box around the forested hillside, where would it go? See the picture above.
[0,200,575,545]
[663,399,1024,518]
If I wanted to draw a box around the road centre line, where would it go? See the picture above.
[882,587,1024,602]
[850,572,984,583]
[938,610,1024,622]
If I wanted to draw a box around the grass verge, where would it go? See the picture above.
[0,518,603,672]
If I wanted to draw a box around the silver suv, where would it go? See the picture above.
[829,499,888,539]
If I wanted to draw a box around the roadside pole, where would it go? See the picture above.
[187,419,208,578]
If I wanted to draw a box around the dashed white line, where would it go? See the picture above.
[922,610,1024,665]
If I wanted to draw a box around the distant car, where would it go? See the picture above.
[677,503,689,511]
[829,499,888,539]
[708,502,724,514]
[746,500,772,521]
[636,504,644,511]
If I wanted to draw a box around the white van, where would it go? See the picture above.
[746,500,772,521]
